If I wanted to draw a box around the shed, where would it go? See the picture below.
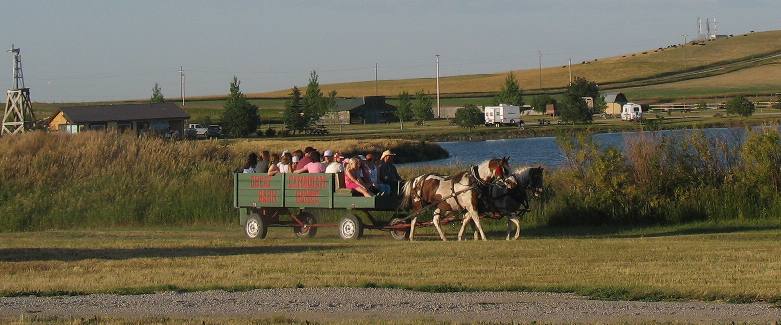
[604,93,628,115]
[47,102,189,136]
[545,103,558,116]
[321,96,397,124]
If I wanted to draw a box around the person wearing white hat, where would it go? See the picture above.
[378,150,401,193]
[324,150,343,173]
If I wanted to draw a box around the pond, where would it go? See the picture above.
[405,127,748,168]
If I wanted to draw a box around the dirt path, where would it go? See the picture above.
[1,288,779,323]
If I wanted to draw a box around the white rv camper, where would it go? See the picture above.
[484,104,521,126]
[621,103,643,121]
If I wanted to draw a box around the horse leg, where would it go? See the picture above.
[506,218,513,241]
[432,208,447,241]
[511,217,521,240]
[409,216,417,241]
[470,210,488,241]
[457,216,470,241]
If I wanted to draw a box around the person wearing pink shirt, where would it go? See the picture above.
[294,151,326,173]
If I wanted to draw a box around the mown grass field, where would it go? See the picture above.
[1,222,779,303]
[255,30,781,97]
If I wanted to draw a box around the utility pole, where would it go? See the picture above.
[538,50,543,89]
[568,57,573,85]
[682,34,688,68]
[178,66,185,106]
[435,54,440,119]
[374,62,378,96]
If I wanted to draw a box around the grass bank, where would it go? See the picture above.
[0,132,445,231]
[0,225,779,302]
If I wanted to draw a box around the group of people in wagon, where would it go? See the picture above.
[241,146,402,197]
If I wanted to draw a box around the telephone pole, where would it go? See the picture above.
[374,62,378,96]
[178,66,185,106]
[568,57,573,85]
[435,54,440,119]
[538,50,543,89]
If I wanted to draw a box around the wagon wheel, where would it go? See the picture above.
[389,218,409,241]
[245,213,268,239]
[338,214,364,240]
[293,211,318,238]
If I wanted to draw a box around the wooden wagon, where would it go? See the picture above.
[234,173,410,240]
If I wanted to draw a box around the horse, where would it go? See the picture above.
[479,166,545,240]
[400,157,517,241]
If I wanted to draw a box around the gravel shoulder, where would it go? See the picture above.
[1,288,779,323]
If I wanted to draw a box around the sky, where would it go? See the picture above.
[2,0,780,102]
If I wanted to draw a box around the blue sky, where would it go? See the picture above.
[2,0,780,102]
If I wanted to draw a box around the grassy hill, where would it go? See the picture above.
[254,30,781,98]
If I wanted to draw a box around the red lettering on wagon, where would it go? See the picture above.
[257,190,279,204]
[295,196,320,204]
[287,175,328,189]
[250,175,274,189]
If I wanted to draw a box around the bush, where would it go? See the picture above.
[725,96,755,117]
[264,127,277,137]
[453,105,484,128]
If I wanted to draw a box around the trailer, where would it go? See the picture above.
[484,104,521,127]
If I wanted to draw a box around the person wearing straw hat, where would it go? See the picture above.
[377,150,402,193]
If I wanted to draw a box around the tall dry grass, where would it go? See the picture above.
[0,132,446,231]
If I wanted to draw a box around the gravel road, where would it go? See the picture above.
[1,288,779,323]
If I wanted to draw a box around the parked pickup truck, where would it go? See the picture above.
[186,124,208,139]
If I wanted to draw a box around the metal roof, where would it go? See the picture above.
[604,93,627,104]
[59,103,189,123]
[333,98,366,112]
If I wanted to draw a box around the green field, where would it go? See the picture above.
[1,222,779,303]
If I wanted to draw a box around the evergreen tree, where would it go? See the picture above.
[494,72,524,106]
[453,104,484,128]
[221,76,260,138]
[302,70,326,127]
[412,90,434,124]
[150,83,165,104]
[283,86,307,133]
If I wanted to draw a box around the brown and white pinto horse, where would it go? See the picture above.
[400,157,516,241]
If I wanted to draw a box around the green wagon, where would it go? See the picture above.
[234,173,408,240]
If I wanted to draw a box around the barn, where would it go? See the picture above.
[322,96,397,124]
[604,93,628,115]
[47,103,189,136]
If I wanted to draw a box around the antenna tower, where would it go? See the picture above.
[1,44,35,135]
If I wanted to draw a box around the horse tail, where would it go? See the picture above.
[400,177,416,210]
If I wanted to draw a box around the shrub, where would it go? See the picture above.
[453,105,484,128]
[264,127,277,137]
[725,96,755,117]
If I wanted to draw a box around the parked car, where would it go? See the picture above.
[207,125,222,138]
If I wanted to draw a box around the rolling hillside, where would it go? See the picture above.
[254,30,781,98]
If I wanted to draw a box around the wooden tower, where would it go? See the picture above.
[1,45,35,136]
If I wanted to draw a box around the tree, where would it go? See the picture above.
[396,91,414,130]
[150,83,165,104]
[453,104,484,128]
[530,95,555,113]
[302,70,326,127]
[221,76,260,138]
[593,96,607,114]
[494,72,524,106]
[412,90,434,124]
[725,96,755,117]
[559,93,592,123]
[283,86,307,133]
[567,77,600,99]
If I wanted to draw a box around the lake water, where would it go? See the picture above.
[405,127,748,168]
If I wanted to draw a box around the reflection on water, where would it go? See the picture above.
[404,127,748,168]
